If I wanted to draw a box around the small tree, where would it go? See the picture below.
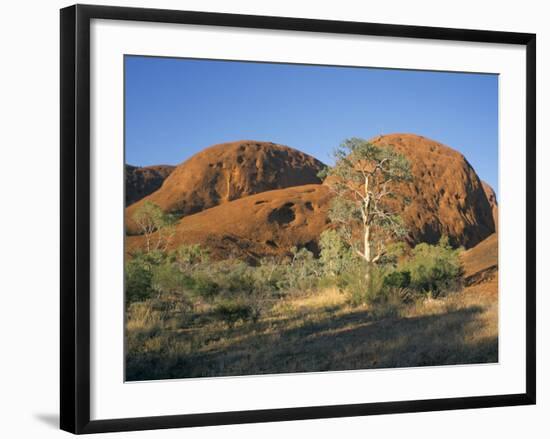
[320,138,412,284]
[132,201,175,253]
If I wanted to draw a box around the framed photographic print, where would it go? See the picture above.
[60,4,536,434]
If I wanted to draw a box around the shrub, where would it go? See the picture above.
[151,261,189,296]
[339,265,388,307]
[125,255,155,304]
[401,236,463,297]
[253,257,287,294]
[379,242,407,266]
[285,247,321,291]
[216,260,257,294]
[149,250,221,302]
[383,270,411,289]
[214,299,253,327]
[190,275,219,298]
[173,244,210,270]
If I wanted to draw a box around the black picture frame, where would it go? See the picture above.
[60,4,536,434]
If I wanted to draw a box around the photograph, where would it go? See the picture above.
[123,55,499,382]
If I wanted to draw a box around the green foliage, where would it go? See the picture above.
[335,237,463,306]
[328,236,462,307]
[319,230,358,277]
[254,257,288,292]
[328,137,412,187]
[191,275,220,299]
[151,260,220,300]
[132,201,176,252]
[383,270,411,289]
[125,250,169,304]
[126,245,217,305]
[151,262,188,295]
[125,253,155,304]
[125,231,464,332]
[133,250,285,324]
[173,244,210,268]
[401,236,463,297]
[322,138,412,271]
[286,247,321,291]
[379,242,407,266]
[133,201,175,231]
[338,265,388,307]
[209,259,257,294]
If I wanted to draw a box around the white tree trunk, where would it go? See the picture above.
[364,176,372,284]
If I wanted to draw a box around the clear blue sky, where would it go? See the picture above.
[125,56,498,195]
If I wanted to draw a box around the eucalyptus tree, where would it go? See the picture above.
[320,138,412,283]
[132,201,176,253]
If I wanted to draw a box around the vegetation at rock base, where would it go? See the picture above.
[125,237,495,380]
[125,212,481,380]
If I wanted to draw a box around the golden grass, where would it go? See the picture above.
[126,283,498,381]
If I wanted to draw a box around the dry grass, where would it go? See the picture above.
[126,283,498,381]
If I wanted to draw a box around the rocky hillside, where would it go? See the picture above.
[126,134,497,259]
[126,184,331,262]
[482,181,498,230]
[461,233,498,296]
[125,164,174,206]
[462,233,498,285]
[126,141,324,234]
[368,134,495,248]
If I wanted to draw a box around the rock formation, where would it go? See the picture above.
[126,184,331,262]
[482,181,498,230]
[125,164,174,206]
[126,134,497,258]
[126,140,324,234]
[367,134,496,248]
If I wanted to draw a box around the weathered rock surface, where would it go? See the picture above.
[126,184,332,262]
[367,133,496,248]
[461,233,498,291]
[126,134,497,258]
[126,140,324,234]
[125,164,174,206]
[482,181,498,230]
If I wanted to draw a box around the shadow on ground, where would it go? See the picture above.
[127,303,497,381]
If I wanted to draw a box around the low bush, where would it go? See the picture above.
[125,238,464,325]
[367,287,407,319]
[383,270,411,289]
[214,299,254,327]
[151,261,189,296]
[338,265,388,307]
[173,243,210,269]
[191,274,220,299]
[125,255,155,304]
[401,236,463,297]
[334,237,463,307]
[286,247,322,291]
